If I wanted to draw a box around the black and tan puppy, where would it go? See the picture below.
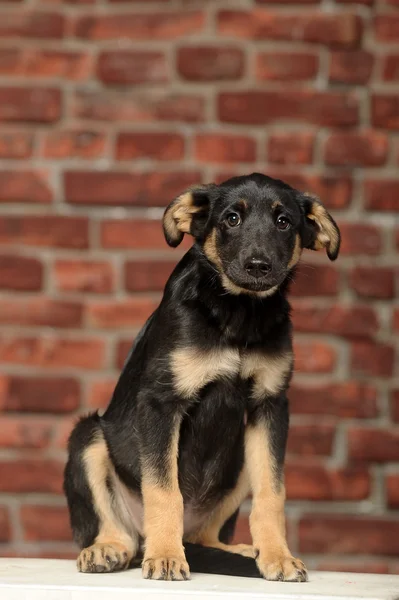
[64,173,340,582]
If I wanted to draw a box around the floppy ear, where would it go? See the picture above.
[300,193,341,261]
[163,184,215,247]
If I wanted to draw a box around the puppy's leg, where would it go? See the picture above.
[187,468,255,559]
[65,416,138,573]
[245,404,307,582]
[140,410,189,581]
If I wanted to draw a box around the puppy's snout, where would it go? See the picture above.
[244,258,271,279]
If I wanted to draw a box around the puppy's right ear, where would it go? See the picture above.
[163,184,216,247]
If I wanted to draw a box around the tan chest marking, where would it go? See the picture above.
[171,346,292,400]
[241,351,293,399]
[171,347,240,398]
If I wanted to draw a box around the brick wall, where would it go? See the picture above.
[0,0,398,574]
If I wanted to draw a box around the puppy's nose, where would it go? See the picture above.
[244,258,271,278]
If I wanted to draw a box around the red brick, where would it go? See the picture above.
[75,11,204,40]
[125,260,175,292]
[329,50,373,84]
[54,260,114,294]
[0,255,42,291]
[0,298,83,328]
[386,475,399,508]
[299,516,399,555]
[0,507,11,543]
[294,341,336,374]
[87,379,116,410]
[64,171,202,207]
[0,416,53,449]
[374,15,399,43]
[256,0,320,3]
[0,49,91,80]
[290,382,378,419]
[290,264,339,297]
[292,303,379,339]
[195,134,256,164]
[0,170,52,203]
[0,11,65,39]
[2,376,80,413]
[287,424,335,456]
[325,131,388,167]
[177,46,244,81]
[349,428,399,463]
[268,132,314,165]
[395,309,399,332]
[364,180,399,211]
[256,51,318,81]
[86,298,158,328]
[97,51,168,85]
[101,219,164,250]
[116,133,184,161]
[218,11,362,47]
[42,130,106,158]
[286,464,370,501]
[0,132,33,159]
[54,417,76,450]
[21,506,71,541]
[392,390,399,423]
[316,560,390,575]
[349,266,395,299]
[264,172,352,209]
[231,516,252,545]
[382,54,399,81]
[339,223,382,255]
[0,215,89,249]
[101,219,192,251]
[0,87,61,123]
[218,90,358,127]
[0,460,63,493]
[116,340,133,370]
[372,94,399,130]
[351,341,395,377]
[73,90,204,123]
[0,335,105,370]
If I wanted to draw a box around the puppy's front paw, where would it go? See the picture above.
[77,543,131,573]
[256,552,308,582]
[142,557,190,581]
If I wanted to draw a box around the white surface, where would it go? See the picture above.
[0,559,398,600]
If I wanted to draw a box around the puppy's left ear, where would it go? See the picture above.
[299,193,341,261]
[163,184,216,247]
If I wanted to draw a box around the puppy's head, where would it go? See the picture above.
[163,173,340,297]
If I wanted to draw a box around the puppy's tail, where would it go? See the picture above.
[131,544,261,578]
[184,543,261,578]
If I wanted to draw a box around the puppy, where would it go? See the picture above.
[64,173,340,582]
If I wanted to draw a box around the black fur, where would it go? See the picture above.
[64,173,340,578]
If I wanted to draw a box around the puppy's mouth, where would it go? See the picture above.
[221,269,285,297]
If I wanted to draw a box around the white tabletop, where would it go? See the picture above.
[0,559,398,600]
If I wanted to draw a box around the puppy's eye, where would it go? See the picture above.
[276,215,291,230]
[226,213,241,228]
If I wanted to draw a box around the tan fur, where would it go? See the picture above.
[171,346,240,398]
[307,198,339,256]
[141,416,189,580]
[271,200,282,210]
[203,228,223,269]
[288,233,302,269]
[241,351,293,400]
[245,424,307,581]
[187,467,254,558]
[77,435,138,572]
[163,187,205,243]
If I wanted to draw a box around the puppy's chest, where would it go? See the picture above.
[171,346,293,400]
